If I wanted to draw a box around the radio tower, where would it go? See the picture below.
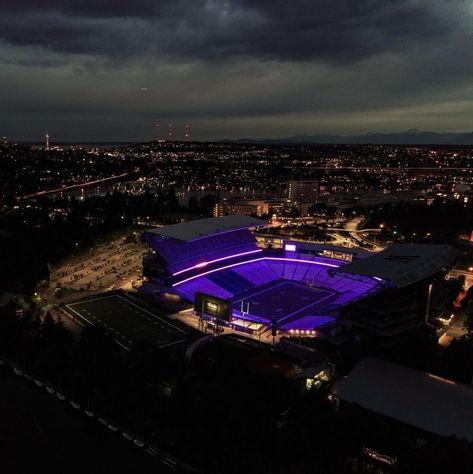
[45,132,50,151]
[184,123,190,141]
[168,124,173,141]
[155,122,160,141]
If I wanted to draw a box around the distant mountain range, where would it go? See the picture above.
[221,130,473,145]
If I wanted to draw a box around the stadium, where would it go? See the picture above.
[140,215,458,337]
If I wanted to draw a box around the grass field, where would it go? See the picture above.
[66,294,189,351]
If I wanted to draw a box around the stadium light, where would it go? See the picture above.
[172,256,340,287]
[172,249,263,276]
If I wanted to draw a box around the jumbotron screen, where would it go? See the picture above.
[194,292,232,321]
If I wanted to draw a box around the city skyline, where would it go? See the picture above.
[1,0,473,141]
[2,3,473,472]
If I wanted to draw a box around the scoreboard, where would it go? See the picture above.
[194,292,232,322]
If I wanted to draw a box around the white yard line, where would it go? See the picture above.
[118,295,186,334]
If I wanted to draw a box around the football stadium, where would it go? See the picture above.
[140,215,458,337]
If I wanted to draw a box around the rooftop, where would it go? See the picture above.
[332,357,473,442]
[145,215,267,242]
[285,240,372,259]
[337,243,459,287]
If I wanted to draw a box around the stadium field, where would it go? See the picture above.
[66,294,189,351]
[234,281,337,324]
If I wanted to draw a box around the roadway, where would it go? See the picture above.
[18,172,134,200]
[343,217,385,252]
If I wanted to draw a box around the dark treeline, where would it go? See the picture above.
[0,188,217,293]
[0,299,188,453]
[365,198,473,243]
[2,295,473,473]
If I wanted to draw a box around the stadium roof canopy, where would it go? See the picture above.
[336,243,458,288]
[332,357,473,442]
[285,240,372,259]
[145,215,267,242]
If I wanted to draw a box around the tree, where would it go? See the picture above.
[199,194,216,215]
[187,195,200,213]
[464,301,473,334]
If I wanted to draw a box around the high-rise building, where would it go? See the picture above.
[288,180,319,204]
[45,132,50,151]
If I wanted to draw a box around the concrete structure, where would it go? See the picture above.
[332,357,473,442]
[144,215,266,242]
[337,243,459,288]
[141,217,458,346]
[337,244,458,343]
[213,199,270,218]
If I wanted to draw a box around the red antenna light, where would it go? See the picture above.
[184,123,190,141]
[168,124,173,141]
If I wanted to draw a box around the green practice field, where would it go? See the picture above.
[66,294,189,351]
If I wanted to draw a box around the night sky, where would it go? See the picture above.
[1,1,472,141]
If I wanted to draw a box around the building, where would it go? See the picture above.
[337,244,459,346]
[331,358,473,472]
[288,180,319,204]
[141,217,457,340]
[140,216,384,337]
[213,199,269,218]
[140,216,458,345]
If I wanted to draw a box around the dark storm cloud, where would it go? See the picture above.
[0,0,466,63]
[0,0,160,18]
[1,0,472,141]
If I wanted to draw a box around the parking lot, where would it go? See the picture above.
[65,294,191,351]
[49,235,147,300]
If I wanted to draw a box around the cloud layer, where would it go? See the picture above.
[1,0,472,140]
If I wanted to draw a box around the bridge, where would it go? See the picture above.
[325,228,382,234]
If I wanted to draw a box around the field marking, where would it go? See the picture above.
[117,295,186,334]
[65,305,94,325]
[159,338,188,349]
[277,290,336,324]
[115,340,131,351]
[67,293,120,307]
[233,281,288,304]
[65,301,131,352]
[235,282,336,324]
[66,293,187,353]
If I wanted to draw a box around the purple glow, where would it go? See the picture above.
[172,248,263,276]
[264,257,339,268]
[173,257,383,327]
[146,227,259,274]
[280,315,335,331]
[172,256,340,287]
[284,243,297,252]
[233,282,336,324]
